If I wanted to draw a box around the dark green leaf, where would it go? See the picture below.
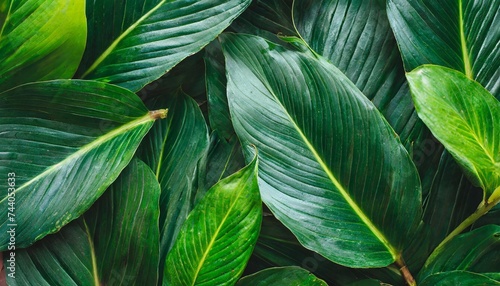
[4,220,94,286]
[237,266,327,286]
[0,80,164,249]
[407,65,500,197]
[137,90,209,282]
[387,0,500,97]
[418,225,500,281]
[78,0,251,92]
[221,33,421,267]
[0,0,86,91]
[164,155,261,285]
[420,271,500,286]
[84,158,161,285]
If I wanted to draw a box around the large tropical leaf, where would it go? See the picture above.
[4,220,94,285]
[407,65,500,198]
[420,271,500,286]
[137,90,209,282]
[84,158,161,285]
[418,225,500,281]
[221,33,422,268]
[0,0,86,91]
[164,155,261,285]
[236,266,327,286]
[0,80,166,249]
[387,0,500,97]
[77,0,251,92]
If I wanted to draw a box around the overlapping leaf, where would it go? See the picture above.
[4,220,95,286]
[418,225,500,281]
[0,80,165,249]
[420,271,500,286]
[78,0,251,91]
[407,65,500,197]
[387,0,500,97]
[236,266,327,286]
[164,155,261,285]
[221,33,421,267]
[0,0,86,91]
[137,90,209,282]
[84,158,161,285]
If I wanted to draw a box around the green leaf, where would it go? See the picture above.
[418,225,500,281]
[78,0,251,92]
[0,0,86,91]
[236,266,327,286]
[221,33,422,267]
[387,0,500,97]
[164,155,261,285]
[4,220,94,285]
[407,65,500,197]
[420,271,500,286]
[137,90,209,282]
[84,158,161,285]
[0,80,165,249]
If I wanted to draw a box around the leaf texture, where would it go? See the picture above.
[78,0,251,91]
[0,80,164,249]
[236,266,327,286]
[221,33,422,267]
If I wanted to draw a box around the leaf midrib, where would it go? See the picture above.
[260,71,398,259]
[83,218,100,286]
[0,112,154,203]
[81,0,168,78]
[0,0,14,41]
[459,0,473,79]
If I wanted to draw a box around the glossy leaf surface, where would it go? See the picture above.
[0,80,164,249]
[222,33,421,267]
[0,0,86,91]
[407,65,500,197]
[387,0,500,97]
[164,155,261,285]
[236,266,327,286]
[418,225,500,281]
[85,158,161,285]
[420,271,500,286]
[4,220,94,286]
[137,90,209,272]
[79,0,251,91]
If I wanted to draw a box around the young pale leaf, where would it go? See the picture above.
[418,225,500,281]
[136,90,209,284]
[84,158,161,286]
[78,0,251,92]
[4,220,95,286]
[164,155,261,286]
[0,80,166,249]
[0,0,86,91]
[420,271,500,286]
[221,33,422,268]
[387,0,500,97]
[407,65,500,198]
[236,266,327,286]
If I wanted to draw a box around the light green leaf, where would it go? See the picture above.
[236,266,327,286]
[221,33,422,268]
[387,0,500,97]
[4,220,94,286]
[407,65,500,197]
[84,158,161,285]
[78,0,251,92]
[418,225,500,281]
[0,0,86,91]
[0,80,166,249]
[137,90,209,273]
[164,155,261,286]
[420,271,500,286]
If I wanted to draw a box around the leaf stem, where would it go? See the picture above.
[427,194,500,264]
[395,256,416,286]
